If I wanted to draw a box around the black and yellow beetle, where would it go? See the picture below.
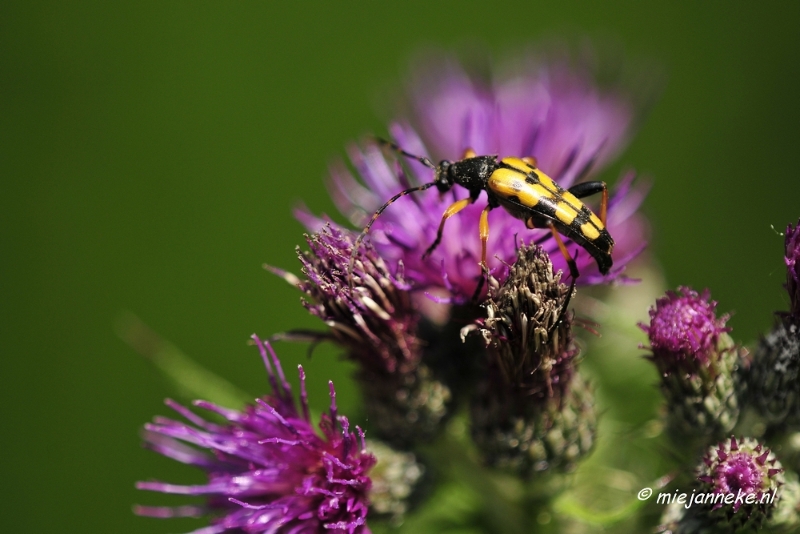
[349,138,614,320]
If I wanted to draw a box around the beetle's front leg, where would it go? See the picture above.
[423,197,475,259]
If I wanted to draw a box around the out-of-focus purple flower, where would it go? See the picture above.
[640,287,731,375]
[136,336,375,534]
[698,436,782,517]
[785,218,800,322]
[300,53,649,301]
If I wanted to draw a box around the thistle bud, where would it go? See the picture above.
[639,287,740,440]
[366,440,426,524]
[746,321,800,428]
[746,219,800,429]
[659,437,784,534]
[697,436,783,530]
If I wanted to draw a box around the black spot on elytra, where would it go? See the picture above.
[507,195,520,204]
[574,206,593,225]
[525,172,539,184]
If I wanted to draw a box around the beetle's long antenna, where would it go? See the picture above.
[375,137,437,169]
[348,182,436,292]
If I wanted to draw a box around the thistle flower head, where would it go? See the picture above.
[290,223,420,375]
[785,218,800,322]
[698,436,783,516]
[136,336,375,534]
[475,244,577,398]
[468,245,595,474]
[281,223,450,446]
[301,53,649,302]
[640,287,731,375]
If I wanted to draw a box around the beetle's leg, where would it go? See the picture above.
[545,222,578,337]
[479,204,491,271]
[462,148,477,159]
[522,156,538,168]
[469,205,493,303]
[527,215,564,248]
[423,197,474,259]
[547,223,579,280]
[600,186,608,227]
[567,181,608,226]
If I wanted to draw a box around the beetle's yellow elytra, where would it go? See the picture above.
[555,203,580,225]
[500,157,535,174]
[580,221,601,240]
[560,190,582,209]
[531,183,555,201]
[489,168,544,206]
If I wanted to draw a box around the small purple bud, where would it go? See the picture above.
[640,287,740,441]
[640,287,731,374]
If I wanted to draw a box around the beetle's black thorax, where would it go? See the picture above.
[447,156,498,193]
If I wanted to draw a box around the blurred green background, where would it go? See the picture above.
[2,2,799,532]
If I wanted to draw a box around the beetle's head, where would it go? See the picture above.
[434,160,454,192]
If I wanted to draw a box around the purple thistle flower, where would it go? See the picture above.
[640,286,731,375]
[785,218,800,322]
[292,224,420,375]
[698,436,783,517]
[136,335,375,534]
[274,224,451,445]
[300,53,649,302]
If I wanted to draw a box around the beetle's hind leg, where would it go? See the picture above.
[544,222,578,337]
